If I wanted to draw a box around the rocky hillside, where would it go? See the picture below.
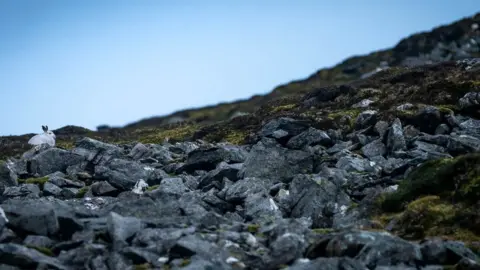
[1,12,479,159]
[1,12,480,270]
[0,59,479,269]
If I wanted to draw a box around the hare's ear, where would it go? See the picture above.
[45,125,49,131]
[42,125,47,132]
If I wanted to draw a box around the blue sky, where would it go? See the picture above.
[0,0,478,135]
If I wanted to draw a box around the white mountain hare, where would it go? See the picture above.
[28,125,56,147]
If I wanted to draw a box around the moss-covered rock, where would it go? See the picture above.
[247,224,260,233]
[327,108,362,130]
[270,103,297,113]
[136,124,199,144]
[180,259,191,267]
[193,114,260,145]
[222,130,248,145]
[18,176,49,189]
[311,228,335,234]
[146,185,159,192]
[25,245,54,257]
[55,140,75,150]
[375,195,480,245]
[76,186,89,198]
[327,109,362,120]
[373,154,480,251]
[133,263,152,270]
[380,154,480,212]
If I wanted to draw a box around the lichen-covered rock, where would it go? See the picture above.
[355,110,378,130]
[94,159,153,191]
[127,143,153,161]
[285,174,352,228]
[386,118,407,153]
[260,117,310,143]
[0,243,68,270]
[2,184,41,200]
[361,139,387,158]
[197,162,242,190]
[1,199,59,236]
[178,145,247,173]
[238,139,313,183]
[72,138,123,167]
[286,127,333,150]
[0,161,17,194]
[107,212,145,249]
[27,148,85,176]
[380,154,480,212]
[90,181,119,197]
[414,106,444,134]
[459,92,480,110]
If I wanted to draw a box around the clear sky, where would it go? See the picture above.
[0,0,478,135]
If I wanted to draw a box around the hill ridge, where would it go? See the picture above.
[120,12,480,130]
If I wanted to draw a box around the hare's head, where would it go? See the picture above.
[42,125,56,139]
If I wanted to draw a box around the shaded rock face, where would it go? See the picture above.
[238,138,314,183]
[1,96,480,270]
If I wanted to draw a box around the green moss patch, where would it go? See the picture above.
[146,185,159,192]
[193,114,260,145]
[76,186,89,198]
[270,104,297,113]
[312,228,335,234]
[26,245,54,257]
[380,154,480,212]
[18,176,49,189]
[247,224,260,233]
[136,125,199,144]
[373,154,480,250]
[180,259,191,267]
[55,140,75,150]
[327,109,362,130]
[327,109,362,120]
[133,263,152,270]
[435,104,458,115]
[376,195,480,244]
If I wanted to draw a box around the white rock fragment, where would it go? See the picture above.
[84,202,98,210]
[83,197,106,210]
[132,179,149,194]
[223,240,240,248]
[353,99,375,108]
[396,103,414,111]
[244,233,258,247]
[226,257,240,264]
[269,198,279,211]
[387,184,399,192]
[226,257,245,268]
[0,206,9,223]
[157,257,169,263]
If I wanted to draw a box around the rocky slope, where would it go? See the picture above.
[2,12,479,160]
[1,12,480,270]
[0,59,480,268]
